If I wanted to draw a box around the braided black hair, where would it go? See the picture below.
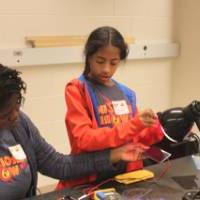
[0,64,26,110]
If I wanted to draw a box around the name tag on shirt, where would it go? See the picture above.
[8,144,27,160]
[112,100,129,115]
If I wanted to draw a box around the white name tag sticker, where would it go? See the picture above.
[8,144,26,160]
[112,100,129,115]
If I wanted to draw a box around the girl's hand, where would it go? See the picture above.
[138,109,157,127]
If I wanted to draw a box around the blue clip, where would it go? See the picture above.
[96,191,106,200]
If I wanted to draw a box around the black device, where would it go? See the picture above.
[156,100,200,159]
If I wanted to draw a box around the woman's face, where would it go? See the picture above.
[0,94,20,129]
[88,45,121,86]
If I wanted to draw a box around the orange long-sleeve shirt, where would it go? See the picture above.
[57,78,164,189]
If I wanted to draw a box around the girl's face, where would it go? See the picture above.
[88,45,121,86]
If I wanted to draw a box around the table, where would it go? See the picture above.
[24,155,200,200]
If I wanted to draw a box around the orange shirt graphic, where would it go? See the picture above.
[0,155,27,182]
[98,102,132,126]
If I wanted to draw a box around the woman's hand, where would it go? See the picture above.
[138,109,157,127]
[110,143,148,163]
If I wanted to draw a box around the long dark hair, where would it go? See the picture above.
[83,26,129,77]
[0,64,26,110]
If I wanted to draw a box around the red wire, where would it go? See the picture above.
[84,178,114,196]
[154,159,171,181]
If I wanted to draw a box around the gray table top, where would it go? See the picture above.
[24,155,200,200]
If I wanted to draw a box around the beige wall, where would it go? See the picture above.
[0,0,174,189]
[172,0,200,106]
